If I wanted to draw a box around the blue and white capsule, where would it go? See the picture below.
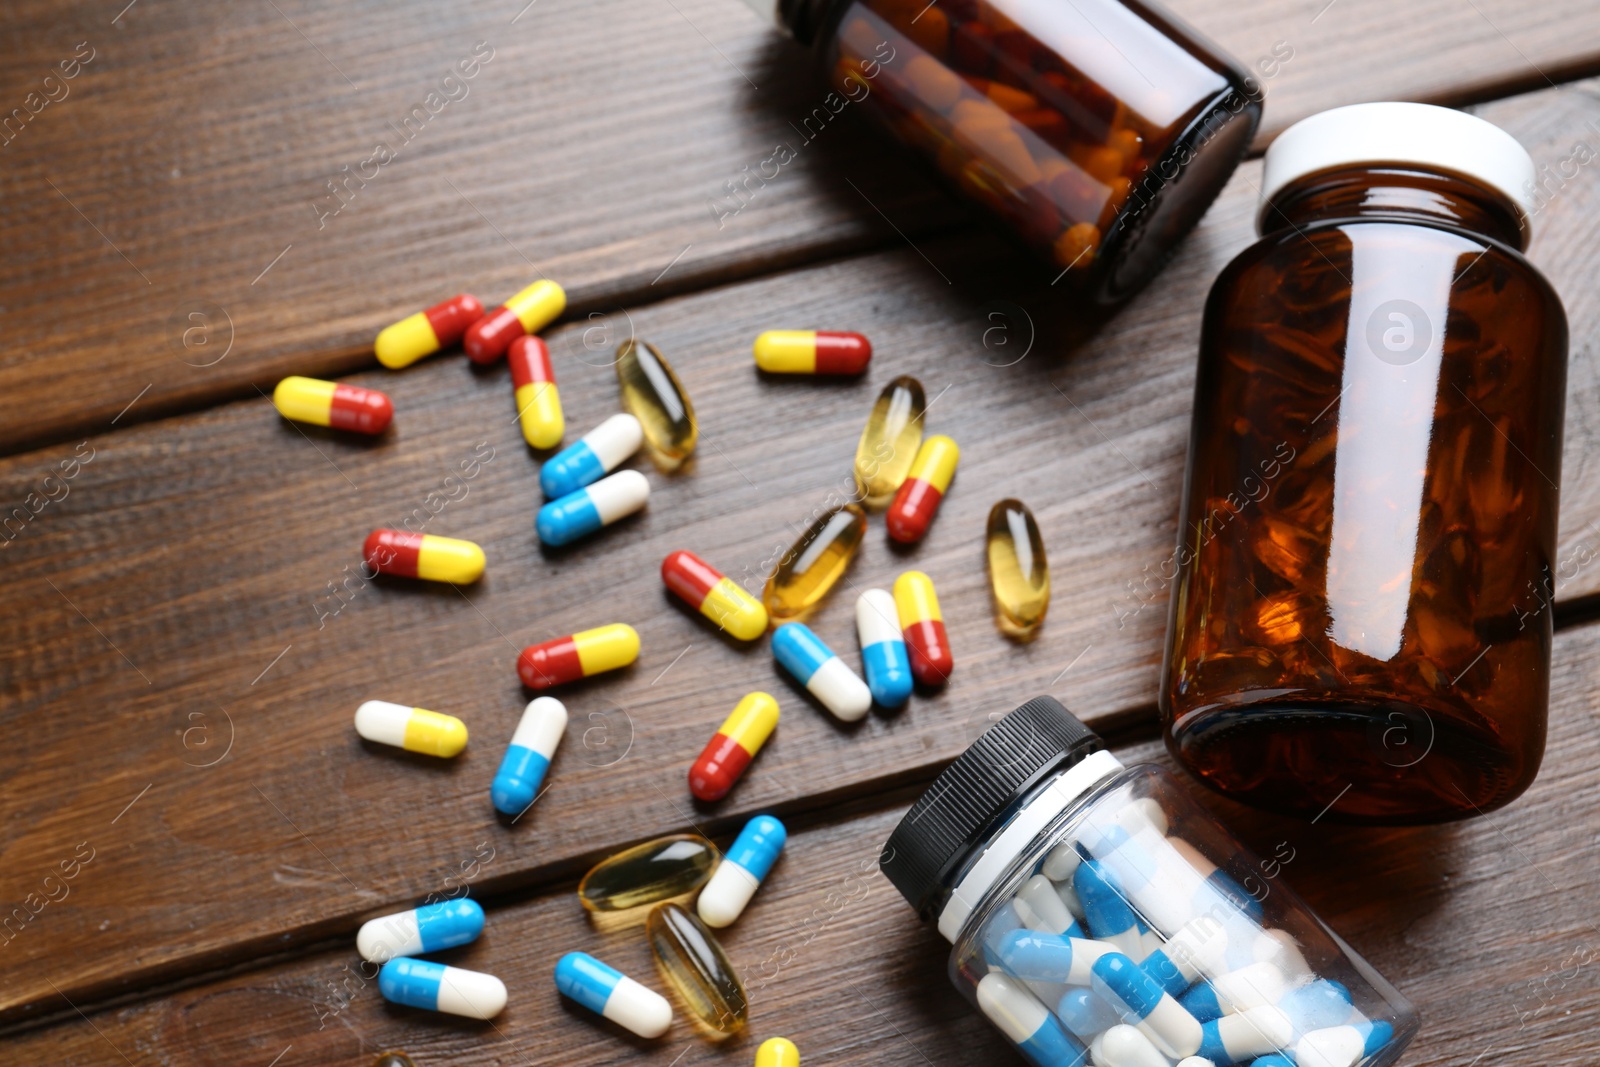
[555,951,672,1038]
[1074,860,1143,958]
[492,696,567,815]
[540,413,644,498]
[855,588,912,707]
[537,469,649,547]
[1280,979,1354,1035]
[977,973,1088,1067]
[357,899,485,963]
[1294,1020,1392,1067]
[378,957,507,1018]
[1091,951,1203,1059]
[1197,1005,1294,1064]
[996,928,1115,985]
[698,814,785,928]
[771,622,871,722]
[1057,987,1122,1042]
[1015,874,1085,938]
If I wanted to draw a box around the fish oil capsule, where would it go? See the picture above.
[771,622,872,722]
[541,413,644,498]
[988,499,1050,638]
[893,571,953,688]
[378,958,507,1019]
[886,435,959,543]
[763,504,866,622]
[756,1037,799,1067]
[508,336,564,448]
[689,693,779,802]
[698,814,786,927]
[855,588,913,708]
[616,339,697,468]
[579,834,721,912]
[491,696,567,815]
[647,902,748,1037]
[354,700,468,757]
[356,899,485,963]
[517,623,640,688]
[854,375,926,507]
[537,470,649,546]
[364,529,486,584]
[375,293,484,368]
[663,550,769,641]
[976,973,1086,1067]
[464,279,566,363]
[555,951,673,1038]
[753,330,872,374]
[272,376,392,434]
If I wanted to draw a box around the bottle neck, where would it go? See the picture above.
[1261,165,1527,251]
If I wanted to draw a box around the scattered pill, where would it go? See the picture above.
[364,529,486,584]
[555,951,672,1038]
[491,696,568,815]
[378,958,507,1019]
[647,902,748,1037]
[1091,1024,1168,1067]
[854,375,926,507]
[541,413,644,498]
[771,622,872,722]
[977,973,1087,1067]
[1091,952,1202,1059]
[663,550,768,641]
[357,899,485,963]
[616,339,696,468]
[698,814,786,928]
[755,1037,800,1067]
[1058,987,1122,1042]
[508,336,564,449]
[1074,860,1141,958]
[464,279,565,363]
[689,693,779,802]
[893,570,953,687]
[987,498,1049,638]
[752,330,872,374]
[997,929,1114,985]
[579,834,720,912]
[1198,1005,1293,1064]
[763,504,867,623]
[518,623,640,688]
[273,376,392,434]
[354,700,468,757]
[537,469,649,546]
[886,434,959,543]
[855,588,913,708]
[375,293,483,368]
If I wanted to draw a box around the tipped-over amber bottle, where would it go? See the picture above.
[1161,103,1567,824]
[741,0,1260,302]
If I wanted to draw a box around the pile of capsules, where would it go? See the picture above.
[269,280,1053,1057]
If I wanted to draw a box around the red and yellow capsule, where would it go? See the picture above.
[689,692,779,801]
[661,550,768,641]
[886,435,959,544]
[464,280,566,364]
[894,570,953,688]
[364,529,486,584]
[273,376,393,435]
[374,293,484,369]
[508,336,564,449]
[518,624,639,688]
[752,331,872,375]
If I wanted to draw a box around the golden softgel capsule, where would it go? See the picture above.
[579,835,720,913]
[616,339,696,468]
[987,499,1049,638]
[646,902,748,1038]
[854,375,925,507]
[763,504,866,623]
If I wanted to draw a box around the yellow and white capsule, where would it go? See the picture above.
[355,700,468,757]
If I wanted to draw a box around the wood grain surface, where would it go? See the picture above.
[7,614,1600,1064]
[4,0,1600,453]
[3,73,1599,1024]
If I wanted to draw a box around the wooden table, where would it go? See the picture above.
[3,1,1599,1063]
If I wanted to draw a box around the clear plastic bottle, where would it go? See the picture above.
[882,697,1417,1067]
[741,0,1260,302]
[1160,103,1568,824]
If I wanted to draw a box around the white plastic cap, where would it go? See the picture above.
[737,0,780,22]
[1258,102,1536,241]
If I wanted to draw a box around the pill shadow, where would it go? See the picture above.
[356,738,468,772]
[365,572,493,604]
[379,999,502,1033]
[754,367,878,392]
[273,417,393,450]
[553,993,671,1050]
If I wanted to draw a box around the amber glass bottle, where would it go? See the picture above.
[744,0,1260,302]
[1161,103,1567,824]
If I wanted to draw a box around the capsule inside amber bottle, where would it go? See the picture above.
[987,498,1049,638]
[886,434,959,543]
[762,504,867,623]
[646,902,748,1038]
[855,376,926,507]
[273,376,393,435]
[616,339,697,468]
[579,835,720,913]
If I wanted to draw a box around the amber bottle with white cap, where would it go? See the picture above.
[1161,102,1567,824]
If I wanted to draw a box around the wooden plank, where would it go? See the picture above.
[9,616,1600,1062]
[5,0,1600,453]
[2,74,1598,1021]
